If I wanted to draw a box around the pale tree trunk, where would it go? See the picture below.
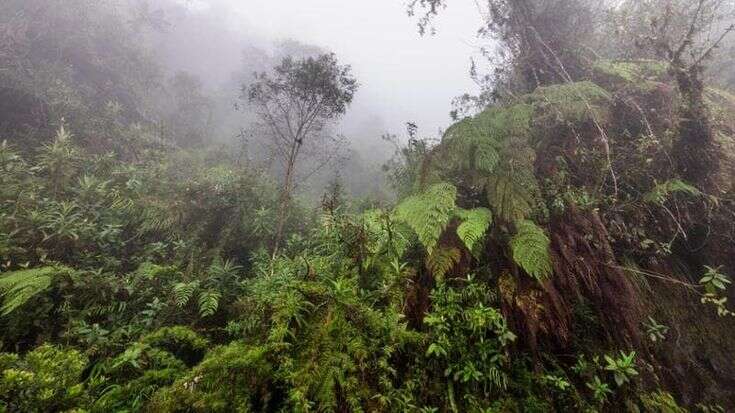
[270,139,301,267]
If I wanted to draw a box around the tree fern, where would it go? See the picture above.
[0,266,68,316]
[510,220,553,280]
[474,142,501,173]
[644,179,701,205]
[485,173,534,223]
[172,281,199,307]
[441,117,501,174]
[427,247,461,280]
[395,183,457,253]
[198,290,221,317]
[455,208,493,255]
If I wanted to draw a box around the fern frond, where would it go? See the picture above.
[173,281,199,307]
[474,142,501,173]
[395,183,457,253]
[198,290,221,317]
[485,173,534,223]
[138,201,178,234]
[644,179,701,204]
[441,117,502,174]
[208,257,243,280]
[510,220,553,280]
[0,266,68,316]
[455,208,493,254]
[427,247,461,280]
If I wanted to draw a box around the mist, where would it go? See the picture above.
[163,0,482,135]
[117,0,483,199]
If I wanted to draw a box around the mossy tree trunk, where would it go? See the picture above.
[671,64,720,193]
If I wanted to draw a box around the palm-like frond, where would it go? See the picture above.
[485,173,534,223]
[173,281,199,307]
[427,247,461,280]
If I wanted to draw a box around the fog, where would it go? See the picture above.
[169,0,483,140]
[0,0,487,199]
[236,0,483,137]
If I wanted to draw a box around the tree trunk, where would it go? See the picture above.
[270,140,301,265]
[672,64,719,192]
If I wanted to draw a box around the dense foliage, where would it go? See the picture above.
[2,63,734,411]
[3,0,735,412]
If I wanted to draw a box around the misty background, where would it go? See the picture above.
[153,0,484,197]
[167,0,482,135]
[0,0,488,202]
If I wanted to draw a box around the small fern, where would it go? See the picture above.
[173,281,199,307]
[644,179,701,205]
[0,266,68,316]
[198,290,221,317]
[395,183,457,253]
[510,220,553,280]
[208,257,243,280]
[427,247,461,280]
[455,208,493,254]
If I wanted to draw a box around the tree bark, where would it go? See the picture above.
[671,64,719,192]
[270,139,301,264]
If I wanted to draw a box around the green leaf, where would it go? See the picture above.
[485,173,534,223]
[0,266,70,316]
[455,208,493,254]
[644,179,701,204]
[510,220,553,280]
[173,281,199,307]
[395,183,457,253]
[198,290,221,317]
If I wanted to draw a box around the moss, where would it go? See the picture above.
[140,326,210,367]
[594,60,667,82]
[527,81,612,123]
[592,60,670,95]
[475,103,535,141]
[147,341,276,412]
[0,345,89,412]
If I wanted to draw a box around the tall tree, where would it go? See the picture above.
[246,53,358,259]
[409,0,598,94]
[615,0,735,190]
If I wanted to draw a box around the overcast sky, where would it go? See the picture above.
[207,0,484,137]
